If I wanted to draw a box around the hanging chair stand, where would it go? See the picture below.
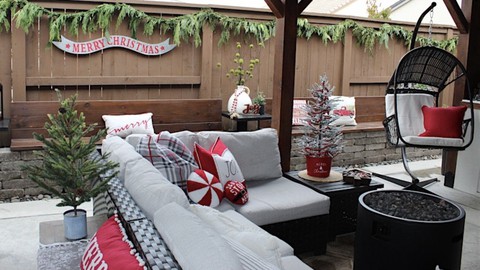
[374,2,475,192]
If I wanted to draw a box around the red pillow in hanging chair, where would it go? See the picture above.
[419,105,467,138]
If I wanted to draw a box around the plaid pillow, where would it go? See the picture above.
[136,131,197,191]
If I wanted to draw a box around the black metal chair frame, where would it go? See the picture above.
[376,2,475,191]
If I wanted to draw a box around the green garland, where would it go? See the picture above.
[0,0,457,52]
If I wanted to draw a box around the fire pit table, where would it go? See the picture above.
[354,190,466,270]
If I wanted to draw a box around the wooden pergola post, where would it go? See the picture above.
[442,0,479,186]
[265,0,312,172]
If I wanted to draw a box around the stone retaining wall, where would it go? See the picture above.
[290,131,442,171]
[0,149,43,200]
[0,131,442,200]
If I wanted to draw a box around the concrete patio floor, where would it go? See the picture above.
[0,199,93,270]
[362,159,480,270]
[0,158,479,270]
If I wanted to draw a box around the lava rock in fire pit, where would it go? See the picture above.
[363,191,460,221]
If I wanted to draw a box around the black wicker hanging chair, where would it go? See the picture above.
[377,2,475,191]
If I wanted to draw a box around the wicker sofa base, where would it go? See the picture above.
[93,154,330,268]
[93,175,181,270]
[261,214,329,255]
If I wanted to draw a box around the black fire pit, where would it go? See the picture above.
[354,190,465,270]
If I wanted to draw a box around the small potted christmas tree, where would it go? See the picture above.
[23,90,118,240]
[297,74,343,178]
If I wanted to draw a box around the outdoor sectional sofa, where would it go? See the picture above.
[96,128,330,269]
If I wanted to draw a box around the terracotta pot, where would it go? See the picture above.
[306,155,332,177]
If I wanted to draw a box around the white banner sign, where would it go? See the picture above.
[53,35,176,56]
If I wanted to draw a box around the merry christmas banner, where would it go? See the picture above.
[53,35,176,56]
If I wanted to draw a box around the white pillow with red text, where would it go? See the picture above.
[80,215,145,270]
[193,137,245,186]
[102,112,154,137]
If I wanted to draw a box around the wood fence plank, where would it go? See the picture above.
[26,76,201,86]
[10,99,222,141]
[200,26,214,99]
[11,26,27,101]
[342,31,353,96]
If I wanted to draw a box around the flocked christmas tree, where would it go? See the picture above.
[23,90,118,215]
[298,74,343,158]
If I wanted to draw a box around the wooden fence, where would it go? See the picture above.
[0,0,457,120]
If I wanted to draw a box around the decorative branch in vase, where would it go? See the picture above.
[218,42,262,116]
[297,74,343,178]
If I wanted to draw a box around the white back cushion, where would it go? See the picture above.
[172,130,200,152]
[385,94,434,137]
[125,134,148,148]
[196,128,283,181]
[124,157,189,220]
[189,205,285,268]
[223,236,281,270]
[102,136,143,183]
[154,203,243,270]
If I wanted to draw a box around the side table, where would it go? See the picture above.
[221,111,272,131]
[284,171,384,240]
[39,214,107,245]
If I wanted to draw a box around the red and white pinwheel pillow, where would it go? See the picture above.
[187,169,224,207]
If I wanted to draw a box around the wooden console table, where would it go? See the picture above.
[221,111,272,131]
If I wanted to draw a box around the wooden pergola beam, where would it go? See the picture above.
[265,0,313,172]
[264,0,284,18]
[443,0,469,34]
[298,0,313,16]
[443,0,480,187]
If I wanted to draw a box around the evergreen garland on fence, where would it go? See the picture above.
[0,0,457,52]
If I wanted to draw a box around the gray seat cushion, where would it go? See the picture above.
[233,177,330,226]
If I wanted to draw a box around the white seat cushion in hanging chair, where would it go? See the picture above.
[386,93,435,137]
[402,136,464,147]
[386,93,466,148]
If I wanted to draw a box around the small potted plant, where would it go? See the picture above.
[252,91,266,115]
[23,90,118,240]
[297,74,343,178]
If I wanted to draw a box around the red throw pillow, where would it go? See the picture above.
[187,169,224,207]
[224,180,249,205]
[193,137,245,185]
[419,105,467,138]
[81,215,145,270]
[194,142,219,178]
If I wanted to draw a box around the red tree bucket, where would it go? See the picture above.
[306,156,332,178]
